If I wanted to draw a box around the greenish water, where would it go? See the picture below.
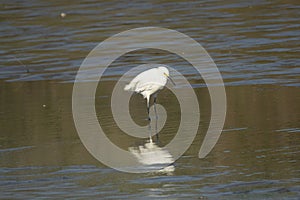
[1,0,300,199]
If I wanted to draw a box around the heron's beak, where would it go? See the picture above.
[164,73,176,86]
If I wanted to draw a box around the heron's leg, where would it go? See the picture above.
[154,95,158,120]
[154,95,159,142]
[146,95,152,143]
[146,95,151,121]
[147,106,150,121]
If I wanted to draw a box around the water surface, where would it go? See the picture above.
[1,0,300,199]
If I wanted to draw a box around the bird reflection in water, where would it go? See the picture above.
[129,141,175,173]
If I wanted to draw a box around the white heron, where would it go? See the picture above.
[124,66,175,142]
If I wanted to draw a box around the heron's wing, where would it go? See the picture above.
[124,68,165,94]
[124,69,157,91]
[135,83,155,93]
[136,82,164,97]
[124,74,144,91]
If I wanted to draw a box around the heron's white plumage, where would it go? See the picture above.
[124,67,169,102]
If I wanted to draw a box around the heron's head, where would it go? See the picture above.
[159,66,175,86]
[158,66,170,77]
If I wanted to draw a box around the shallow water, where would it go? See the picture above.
[1,0,300,199]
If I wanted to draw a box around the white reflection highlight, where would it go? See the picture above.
[129,141,175,173]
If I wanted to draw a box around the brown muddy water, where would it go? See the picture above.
[1,1,300,199]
